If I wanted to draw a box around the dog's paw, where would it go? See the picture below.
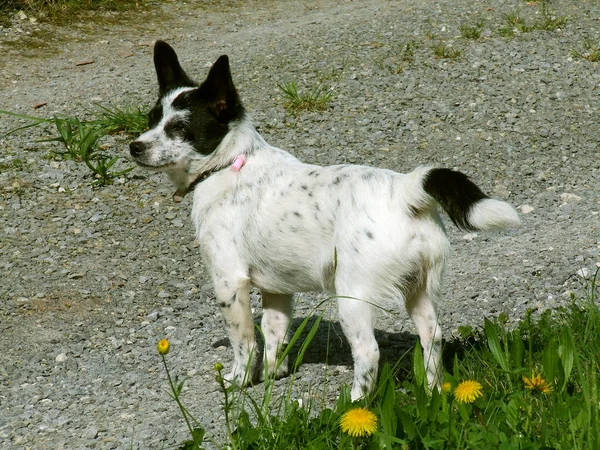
[223,365,255,387]
[258,358,289,382]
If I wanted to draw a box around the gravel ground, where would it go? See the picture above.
[1,0,599,448]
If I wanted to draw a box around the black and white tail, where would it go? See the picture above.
[422,168,520,231]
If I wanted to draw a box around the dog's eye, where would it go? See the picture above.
[165,120,187,138]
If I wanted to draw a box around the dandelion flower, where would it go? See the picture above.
[340,407,378,437]
[454,380,483,404]
[157,339,170,355]
[523,372,552,394]
[441,381,452,394]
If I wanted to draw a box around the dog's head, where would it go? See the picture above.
[129,40,245,200]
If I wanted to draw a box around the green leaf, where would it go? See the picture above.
[559,327,575,389]
[293,315,322,372]
[509,330,525,370]
[542,339,559,387]
[377,364,397,444]
[413,341,426,387]
[485,318,510,372]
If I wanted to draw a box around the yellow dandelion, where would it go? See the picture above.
[441,381,453,394]
[340,407,378,437]
[157,339,170,355]
[454,380,483,404]
[523,372,552,394]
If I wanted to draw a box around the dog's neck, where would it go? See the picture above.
[171,154,247,202]
[169,117,262,202]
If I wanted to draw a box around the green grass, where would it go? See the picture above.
[499,6,567,37]
[160,271,600,449]
[278,81,333,113]
[571,39,600,62]
[459,20,484,40]
[0,103,146,185]
[431,43,463,59]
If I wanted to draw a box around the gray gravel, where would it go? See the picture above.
[1,0,599,448]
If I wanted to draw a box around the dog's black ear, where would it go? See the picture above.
[202,55,242,123]
[153,40,195,94]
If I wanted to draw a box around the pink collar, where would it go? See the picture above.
[231,154,246,172]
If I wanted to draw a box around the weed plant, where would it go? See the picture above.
[431,43,462,59]
[0,103,145,185]
[571,39,600,62]
[459,20,484,40]
[499,5,567,37]
[278,81,333,113]
[160,270,600,449]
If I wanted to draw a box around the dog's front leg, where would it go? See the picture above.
[215,277,258,386]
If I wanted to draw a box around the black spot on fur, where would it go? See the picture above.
[365,230,374,239]
[293,211,302,218]
[332,176,343,185]
[423,168,488,231]
[361,171,376,181]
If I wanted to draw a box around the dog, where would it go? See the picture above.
[129,40,520,401]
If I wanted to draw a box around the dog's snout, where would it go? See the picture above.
[129,140,147,157]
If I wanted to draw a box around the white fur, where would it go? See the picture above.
[468,198,521,230]
[136,110,517,400]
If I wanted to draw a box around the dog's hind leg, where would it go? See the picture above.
[214,276,258,386]
[337,293,380,401]
[405,286,443,392]
[260,292,293,380]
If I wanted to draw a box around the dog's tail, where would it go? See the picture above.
[418,167,520,231]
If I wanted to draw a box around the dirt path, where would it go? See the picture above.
[1,0,599,448]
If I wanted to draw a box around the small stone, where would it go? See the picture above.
[462,233,478,241]
[86,427,99,439]
[576,268,590,278]
[56,353,68,363]
[520,205,534,214]
[560,193,582,204]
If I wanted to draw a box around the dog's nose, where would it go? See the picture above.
[129,141,146,157]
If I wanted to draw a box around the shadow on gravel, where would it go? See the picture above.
[212,315,476,384]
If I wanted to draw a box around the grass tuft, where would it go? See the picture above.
[499,6,567,37]
[459,20,484,40]
[571,39,600,62]
[431,43,463,59]
[86,103,149,136]
[0,102,145,186]
[278,81,333,113]
[160,270,600,449]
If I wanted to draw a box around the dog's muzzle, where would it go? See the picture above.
[129,140,148,157]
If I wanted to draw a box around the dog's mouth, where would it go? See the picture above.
[130,157,176,171]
